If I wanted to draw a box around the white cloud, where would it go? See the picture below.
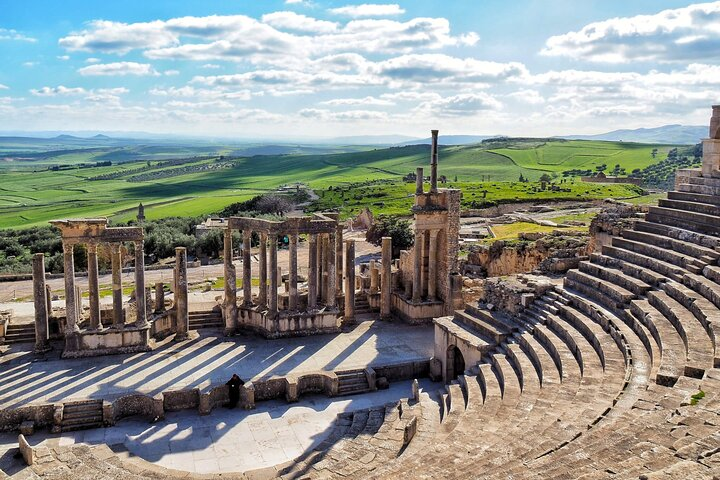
[57,55,70,61]
[285,0,307,4]
[201,63,221,69]
[0,84,8,90]
[262,11,338,34]
[416,93,501,116]
[329,4,405,17]
[506,89,545,105]
[149,86,252,101]
[542,1,720,63]
[59,19,177,54]
[22,62,37,67]
[320,96,395,106]
[164,69,180,76]
[299,108,389,121]
[78,62,160,76]
[31,86,88,97]
[0,28,36,42]
[85,57,101,63]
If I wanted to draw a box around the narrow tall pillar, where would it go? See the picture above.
[327,232,337,308]
[370,260,379,293]
[416,167,424,195]
[62,243,79,334]
[32,253,50,353]
[420,231,428,298]
[174,247,189,341]
[110,244,123,328]
[134,240,147,328]
[381,237,392,319]
[344,240,355,323]
[269,236,278,316]
[320,234,328,302]
[316,234,323,299]
[430,129,439,193]
[87,243,102,330]
[308,234,318,309]
[242,230,252,305]
[428,229,439,301]
[258,232,268,308]
[412,231,423,303]
[223,228,237,333]
[289,233,298,311]
[155,282,165,313]
[335,224,343,292]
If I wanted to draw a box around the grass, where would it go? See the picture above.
[622,192,667,205]
[489,222,585,241]
[0,139,677,229]
[547,211,598,225]
[690,390,705,406]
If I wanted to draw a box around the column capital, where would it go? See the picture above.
[62,242,74,254]
[86,242,98,253]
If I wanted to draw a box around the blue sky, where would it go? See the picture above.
[0,0,718,139]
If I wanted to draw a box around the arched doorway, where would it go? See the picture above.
[446,345,466,382]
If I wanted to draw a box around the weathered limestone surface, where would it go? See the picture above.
[174,247,189,342]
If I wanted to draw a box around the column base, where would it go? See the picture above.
[174,332,191,342]
[223,327,237,337]
[33,342,52,354]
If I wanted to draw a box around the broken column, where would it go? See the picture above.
[430,129,439,193]
[269,236,278,317]
[86,243,102,330]
[412,231,423,303]
[335,224,343,292]
[381,237,392,319]
[370,260,379,294]
[416,167,424,195]
[154,282,165,313]
[428,229,438,301]
[289,233,298,311]
[703,106,720,177]
[327,231,337,308]
[308,234,318,309]
[110,244,123,328]
[344,240,355,323]
[258,232,268,308]
[242,230,252,305]
[223,228,237,333]
[134,240,148,328]
[174,247,189,341]
[32,253,50,353]
[62,243,79,335]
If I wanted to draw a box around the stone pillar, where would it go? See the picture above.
[320,234,328,302]
[416,167,424,195]
[134,241,147,328]
[155,282,165,312]
[428,229,439,301]
[269,236,278,317]
[45,285,52,318]
[430,129,439,193]
[174,247,189,341]
[62,243,79,334]
[223,228,237,333]
[381,237,392,319]
[242,230,252,305]
[344,240,355,323]
[327,232,337,308]
[335,224,343,293]
[316,234,323,299]
[308,234,318,309]
[289,233,298,311]
[32,253,50,353]
[87,243,102,330]
[370,260,379,293]
[258,232,268,308]
[412,231,423,303]
[110,244,123,328]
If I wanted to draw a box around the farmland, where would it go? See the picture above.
[0,137,680,229]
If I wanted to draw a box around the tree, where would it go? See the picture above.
[539,173,552,183]
[518,174,525,182]
[366,215,414,258]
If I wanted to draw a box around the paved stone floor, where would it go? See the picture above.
[0,320,433,409]
[0,379,437,475]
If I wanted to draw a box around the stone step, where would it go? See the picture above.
[589,252,665,286]
[676,182,720,196]
[621,229,718,264]
[688,175,720,187]
[454,310,511,344]
[667,190,720,206]
[634,219,720,250]
[566,269,635,305]
[61,400,104,432]
[3,333,36,344]
[602,245,685,282]
[434,317,495,357]
[612,237,705,272]
[647,207,720,237]
[578,261,651,296]
[659,197,720,218]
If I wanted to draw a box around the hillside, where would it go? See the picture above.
[561,124,705,144]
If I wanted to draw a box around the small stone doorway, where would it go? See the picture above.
[446,345,465,382]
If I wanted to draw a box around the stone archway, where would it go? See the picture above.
[446,344,465,381]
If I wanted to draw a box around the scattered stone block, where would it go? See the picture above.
[376,377,389,390]
[19,420,34,436]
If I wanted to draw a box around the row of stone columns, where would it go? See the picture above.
[412,229,440,303]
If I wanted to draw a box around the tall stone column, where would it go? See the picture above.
[308,234,318,309]
[62,243,79,334]
[344,240,355,323]
[242,230,252,305]
[428,229,439,301]
[174,247,189,341]
[32,253,50,353]
[320,234,328,302]
[289,233,298,311]
[134,240,148,328]
[335,224,343,293]
[223,228,237,334]
[110,244,123,328]
[381,237,392,319]
[327,232,337,308]
[155,282,165,312]
[258,232,268,308]
[269,236,278,317]
[370,260,379,293]
[416,167,424,195]
[430,129,439,193]
[87,243,102,330]
[412,231,423,303]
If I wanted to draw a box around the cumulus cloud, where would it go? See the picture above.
[416,93,501,116]
[299,108,389,121]
[0,84,8,90]
[149,85,252,101]
[59,19,177,54]
[320,96,395,106]
[164,69,180,76]
[0,28,36,42]
[78,62,160,76]
[542,1,720,63]
[31,86,88,97]
[57,55,70,61]
[329,4,405,17]
[262,11,338,34]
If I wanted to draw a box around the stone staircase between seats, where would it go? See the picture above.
[354,294,374,315]
[4,323,35,344]
[61,400,104,432]
[188,310,223,330]
[336,369,372,396]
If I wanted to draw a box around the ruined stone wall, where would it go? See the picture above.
[440,189,462,305]
[588,203,643,252]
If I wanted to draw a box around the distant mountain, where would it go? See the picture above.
[398,135,496,146]
[326,134,420,145]
[560,124,706,145]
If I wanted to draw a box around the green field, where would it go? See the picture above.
[0,139,676,229]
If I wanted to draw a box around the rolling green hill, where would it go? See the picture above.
[0,138,683,229]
